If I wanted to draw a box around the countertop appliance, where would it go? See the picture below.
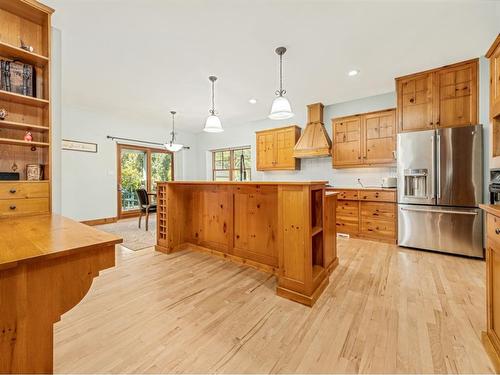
[490,169,500,204]
[397,125,483,258]
[382,177,397,188]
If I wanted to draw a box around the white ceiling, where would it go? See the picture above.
[46,0,499,133]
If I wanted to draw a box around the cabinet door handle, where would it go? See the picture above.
[9,205,16,210]
[496,228,500,235]
[9,189,16,194]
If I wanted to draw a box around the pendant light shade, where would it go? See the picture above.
[164,111,184,152]
[269,46,294,120]
[204,114,223,133]
[269,96,294,120]
[203,76,223,133]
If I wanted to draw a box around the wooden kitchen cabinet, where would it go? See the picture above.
[396,59,479,133]
[486,35,500,157]
[256,125,301,171]
[434,61,478,128]
[480,206,500,372]
[397,73,434,132]
[332,116,362,166]
[330,188,397,244]
[487,35,500,120]
[332,109,396,168]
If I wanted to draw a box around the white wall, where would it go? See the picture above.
[195,93,397,187]
[60,105,197,221]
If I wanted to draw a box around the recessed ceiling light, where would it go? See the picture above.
[249,98,257,104]
[348,70,360,77]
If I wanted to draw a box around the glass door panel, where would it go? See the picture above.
[151,152,173,192]
[120,148,147,212]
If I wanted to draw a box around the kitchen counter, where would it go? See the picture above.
[155,181,337,306]
[327,186,397,191]
[480,204,500,216]
[0,214,122,373]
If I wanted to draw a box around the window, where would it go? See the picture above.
[212,147,251,181]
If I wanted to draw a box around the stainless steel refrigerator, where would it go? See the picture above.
[397,125,483,258]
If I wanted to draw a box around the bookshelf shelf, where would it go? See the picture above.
[0,90,49,107]
[0,40,49,67]
[0,120,49,132]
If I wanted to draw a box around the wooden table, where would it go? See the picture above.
[156,181,338,306]
[0,214,122,374]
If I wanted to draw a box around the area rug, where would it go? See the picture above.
[96,215,156,251]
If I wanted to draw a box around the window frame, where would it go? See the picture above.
[212,146,251,181]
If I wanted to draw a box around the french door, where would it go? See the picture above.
[117,144,174,218]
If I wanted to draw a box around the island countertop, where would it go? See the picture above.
[0,214,122,270]
[160,180,328,186]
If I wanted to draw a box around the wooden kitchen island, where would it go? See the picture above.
[0,214,122,374]
[155,181,338,306]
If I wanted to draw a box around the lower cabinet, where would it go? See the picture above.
[483,211,500,371]
[331,188,397,243]
[0,181,50,217]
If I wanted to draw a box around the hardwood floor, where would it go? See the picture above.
[54,238,493,373]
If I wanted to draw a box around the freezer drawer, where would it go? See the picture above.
[398,204,483,258]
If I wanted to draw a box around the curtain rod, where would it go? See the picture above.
[106,135,190,150]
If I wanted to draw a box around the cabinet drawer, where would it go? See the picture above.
[360,219,396,238]
[335,190,359,200]
[336,200,359,218]
[0,198,49,216]
[360,202,396,220]
[0,182,49,200]
[336,218,358,234]
[488,214,500,246]
[359,190,396,202]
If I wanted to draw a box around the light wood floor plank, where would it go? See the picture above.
[54,238,494,373]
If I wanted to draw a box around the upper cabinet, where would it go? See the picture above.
[397,73,434,132]
[487,34,500,158]
[256,125,301,171]
[434,62,478,127]
[332,109,396,168]
[332,116,362,167]
[487,34,500,119]
[396,59,479,133]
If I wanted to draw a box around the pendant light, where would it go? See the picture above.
[203,75,223,133]
[269,46,294,120]
[164,111,184,152]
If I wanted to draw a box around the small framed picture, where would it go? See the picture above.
[62,140,98,153]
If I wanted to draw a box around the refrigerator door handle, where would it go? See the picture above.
[436,133,441,199]
[400,207,478,216]
[431,135,435,199]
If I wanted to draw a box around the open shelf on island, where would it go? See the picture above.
[0,120,49,132]
[0,138,49,147]
[0,40,49,67]
[311,226,323,237]
[0,90,49,107]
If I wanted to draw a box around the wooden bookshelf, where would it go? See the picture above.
[0,0,53,216]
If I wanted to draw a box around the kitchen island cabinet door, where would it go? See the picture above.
[397,73,434,132]
[332,116,362,167]
[434,60,478,128]
[363,109,396,165]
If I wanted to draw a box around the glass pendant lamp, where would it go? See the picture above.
[164,111,184,152]
[269,47,294,120]
[203,76,224,132]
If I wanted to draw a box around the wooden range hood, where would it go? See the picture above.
[293,103,332,158]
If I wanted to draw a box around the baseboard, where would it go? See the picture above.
[81,217,118,226]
